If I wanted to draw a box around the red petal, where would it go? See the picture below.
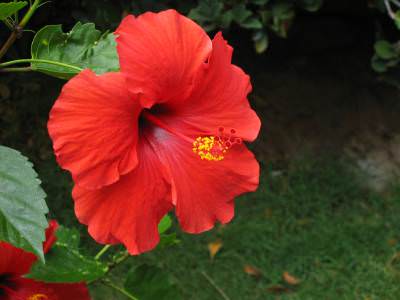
[0,242,35,276]
[43,220,59,254]
[48,70,140,189]
[152,129,259,233]
[158,32,260,142]
[116,9,212,108]
[46,283,91,300]
[3,278,90,300]
[72,134,172,255]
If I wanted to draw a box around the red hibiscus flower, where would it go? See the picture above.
[0,221,90,300]
[48,9,260,255]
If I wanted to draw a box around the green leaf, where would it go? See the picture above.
[125,264,182,300]
[188,0,223,22]
[394,11,400,30]
[231,4,253,24]
[158,233,180,249]
[0,146,48,261]
[371,55,388,73]
[253,31,269,53]
[374,40,398,60]
[31,22,119,80]
[55,226,80,249]
[251,0,269,5]
[298,0,323,12]
[220,10,234,28]
[271,2,294,19]
[0,1,27,20]
[240,17,263,29]
[158,214,172,234]
[27,226,107,282]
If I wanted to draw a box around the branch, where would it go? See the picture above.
[101,279,139,300]
[390,0,400,8]
[0,0,41,61]
[0,67,32,72]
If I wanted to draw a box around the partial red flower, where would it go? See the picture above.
[0,221,91,300]
[48,9,260,255]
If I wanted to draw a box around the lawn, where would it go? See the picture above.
[44,156,400,300]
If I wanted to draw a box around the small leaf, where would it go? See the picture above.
[394,10,400,30]
[251,0,269,5]
[188,0,223,22]
[283,271,301,285]
[158,233,180,249]
[220,10,234,28]
[254,33,269,53]
[243,264,262,277]
[371,55,388,73]
[125,264,182,300]
[0,1,27,20]
[231,4,253,23]
[271,2,294,19]
[240,17,263,29]
[298,0,323,12]
[158,214,172,234]
[0,145,48,261]
[31,23,119,79]
[374,40,398,60]
[208,239,223,259]
[27,226,107,282]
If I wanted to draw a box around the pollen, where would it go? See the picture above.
[27,294,48,300]
[192,127,242,161]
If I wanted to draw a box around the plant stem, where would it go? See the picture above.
[102,279,139,300]
[88,250,131,286]
[0,0,41,61]
[0,67,32,72]
[385,0,396,19]
[390,0,400,8]
[0,58,83,72]
[201,271,231,300]
[95,245,112,260]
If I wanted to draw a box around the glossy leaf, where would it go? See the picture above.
[253,31,269,53]
[31,22,119,79]
[125,264,182,300]
[188,0,223,22]
[298,0,323,12]
[371,56,388,73]
[241,17,263,29]
[395,11,400,30]
[251,0,269,5]
[158,233,179,249]
[0,1,27,20]
[374,40,398,60]
[158,214,172,234]
[27,226,107,282]
[55,226,80,249]
[231,4,253,24]
[0,145,48,261]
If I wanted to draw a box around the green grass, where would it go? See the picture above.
[90,158,400,300]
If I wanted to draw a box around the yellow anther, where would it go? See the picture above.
[192,136,227,161]
[27,294,48,300]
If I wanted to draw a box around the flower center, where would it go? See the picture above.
[27,294,48,300]
[141,112,242,161]
[192,128,242,161]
